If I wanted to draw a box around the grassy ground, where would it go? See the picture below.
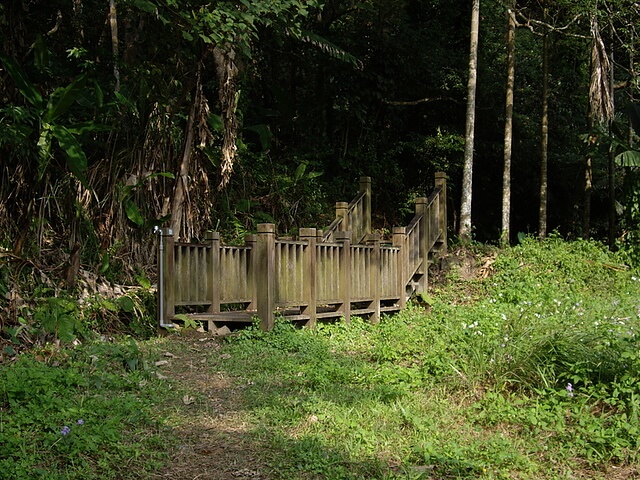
[2,236,640,479]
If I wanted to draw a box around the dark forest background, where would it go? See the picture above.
[2,0,640,286]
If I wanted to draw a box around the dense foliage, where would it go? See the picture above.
[0,339,169,479]
[1,1,640,334]
[2,238,637,478]
[220,237,640,478]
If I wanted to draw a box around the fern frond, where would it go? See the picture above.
[292,28,362,70]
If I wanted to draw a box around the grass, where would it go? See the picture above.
[0,338,173,479]
[1,235,639,479]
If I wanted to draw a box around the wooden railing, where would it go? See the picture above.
[322,177,371,244]
[158,173,447,331]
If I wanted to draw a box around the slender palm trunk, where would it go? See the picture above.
[607,25,615,249]
[459,0,480,242]
[501,3,515,247]
[109,0,120,91]
[539,16,549,239]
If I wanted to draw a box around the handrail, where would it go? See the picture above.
[322,178,370,243]
[158,173,447,331]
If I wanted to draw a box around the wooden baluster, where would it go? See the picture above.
[300,228,317,328]
[159,228,175,328]
[336,231,351,323]
[435,172,447,254]
[393,226,407,309]
[368,233,381,323]
[257,224,276,331]
[206,231,220,332]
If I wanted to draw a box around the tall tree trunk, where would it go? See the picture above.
[607,26,615,249]
[170,66,205,240]
[539,14,549,239]
[459,0,480,242]
[582,155,592,238]
[109,0,120,92]
[501,2,515,247]
[170,93,197,240]
[72,0,84,44]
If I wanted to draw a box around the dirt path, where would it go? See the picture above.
[147,333,270,480]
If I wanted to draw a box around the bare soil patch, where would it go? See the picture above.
[148,333,270,480]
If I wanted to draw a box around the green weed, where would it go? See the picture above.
[215,237,640,478]
[0,339,172,479]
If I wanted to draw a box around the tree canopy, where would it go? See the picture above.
[1,0,640,281]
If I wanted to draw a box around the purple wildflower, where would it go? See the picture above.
[61,426,71,436]
[77,419,84,425]
[566,383,574,397]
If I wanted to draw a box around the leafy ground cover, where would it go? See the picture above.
[0,339,171,479]
[2,236,640,479]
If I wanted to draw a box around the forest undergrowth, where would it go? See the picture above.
[1,236,640,479]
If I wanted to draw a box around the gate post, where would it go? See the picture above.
[360,176,372,238]
[158,228,175,328]
[368,233,381,324]
[393,226,407,309]
[257,224,276,331]
[336,231,351,323]
[414,197,428,294]
[300,228,317,328]
[245,234,258,311]
[435,172,448,253]
[336,202,349,233]
[205,231,220,332]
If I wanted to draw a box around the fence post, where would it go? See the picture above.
[435,172,447,254]
[245,234,258,311]
[336,230,351,323]
[368,233,381,323]
[336,201,349,233]
[414,197,428,294]
[159,228,175,328]
[257,223,276,331]
[300,228,317,328]
[360,176,372,238]
[205,231,220,331]
[393,226,407,310]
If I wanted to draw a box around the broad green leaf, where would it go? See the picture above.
[0,53,43,107]
[297,29,362,69]
[34,35,49,71]
[294,162,307,181]
[37,127,52,178]
[117,296,136,313]
[133,0,157,13]
[145,172,176,180]
[99,252,110,274]
[65,122,111,135]
[244,124,272,150]
[124,198,145,226]
[616,149,640,167]
[43,75,88,124]
[50,124,89,187]
[93,80,104,107]
[208,114,224,132]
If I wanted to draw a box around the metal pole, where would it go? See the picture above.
[157,227,174,328]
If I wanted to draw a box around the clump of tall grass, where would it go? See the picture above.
[446,236,640,392]
[219,236,640,476]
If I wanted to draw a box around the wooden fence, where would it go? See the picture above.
[157,173,447,331]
